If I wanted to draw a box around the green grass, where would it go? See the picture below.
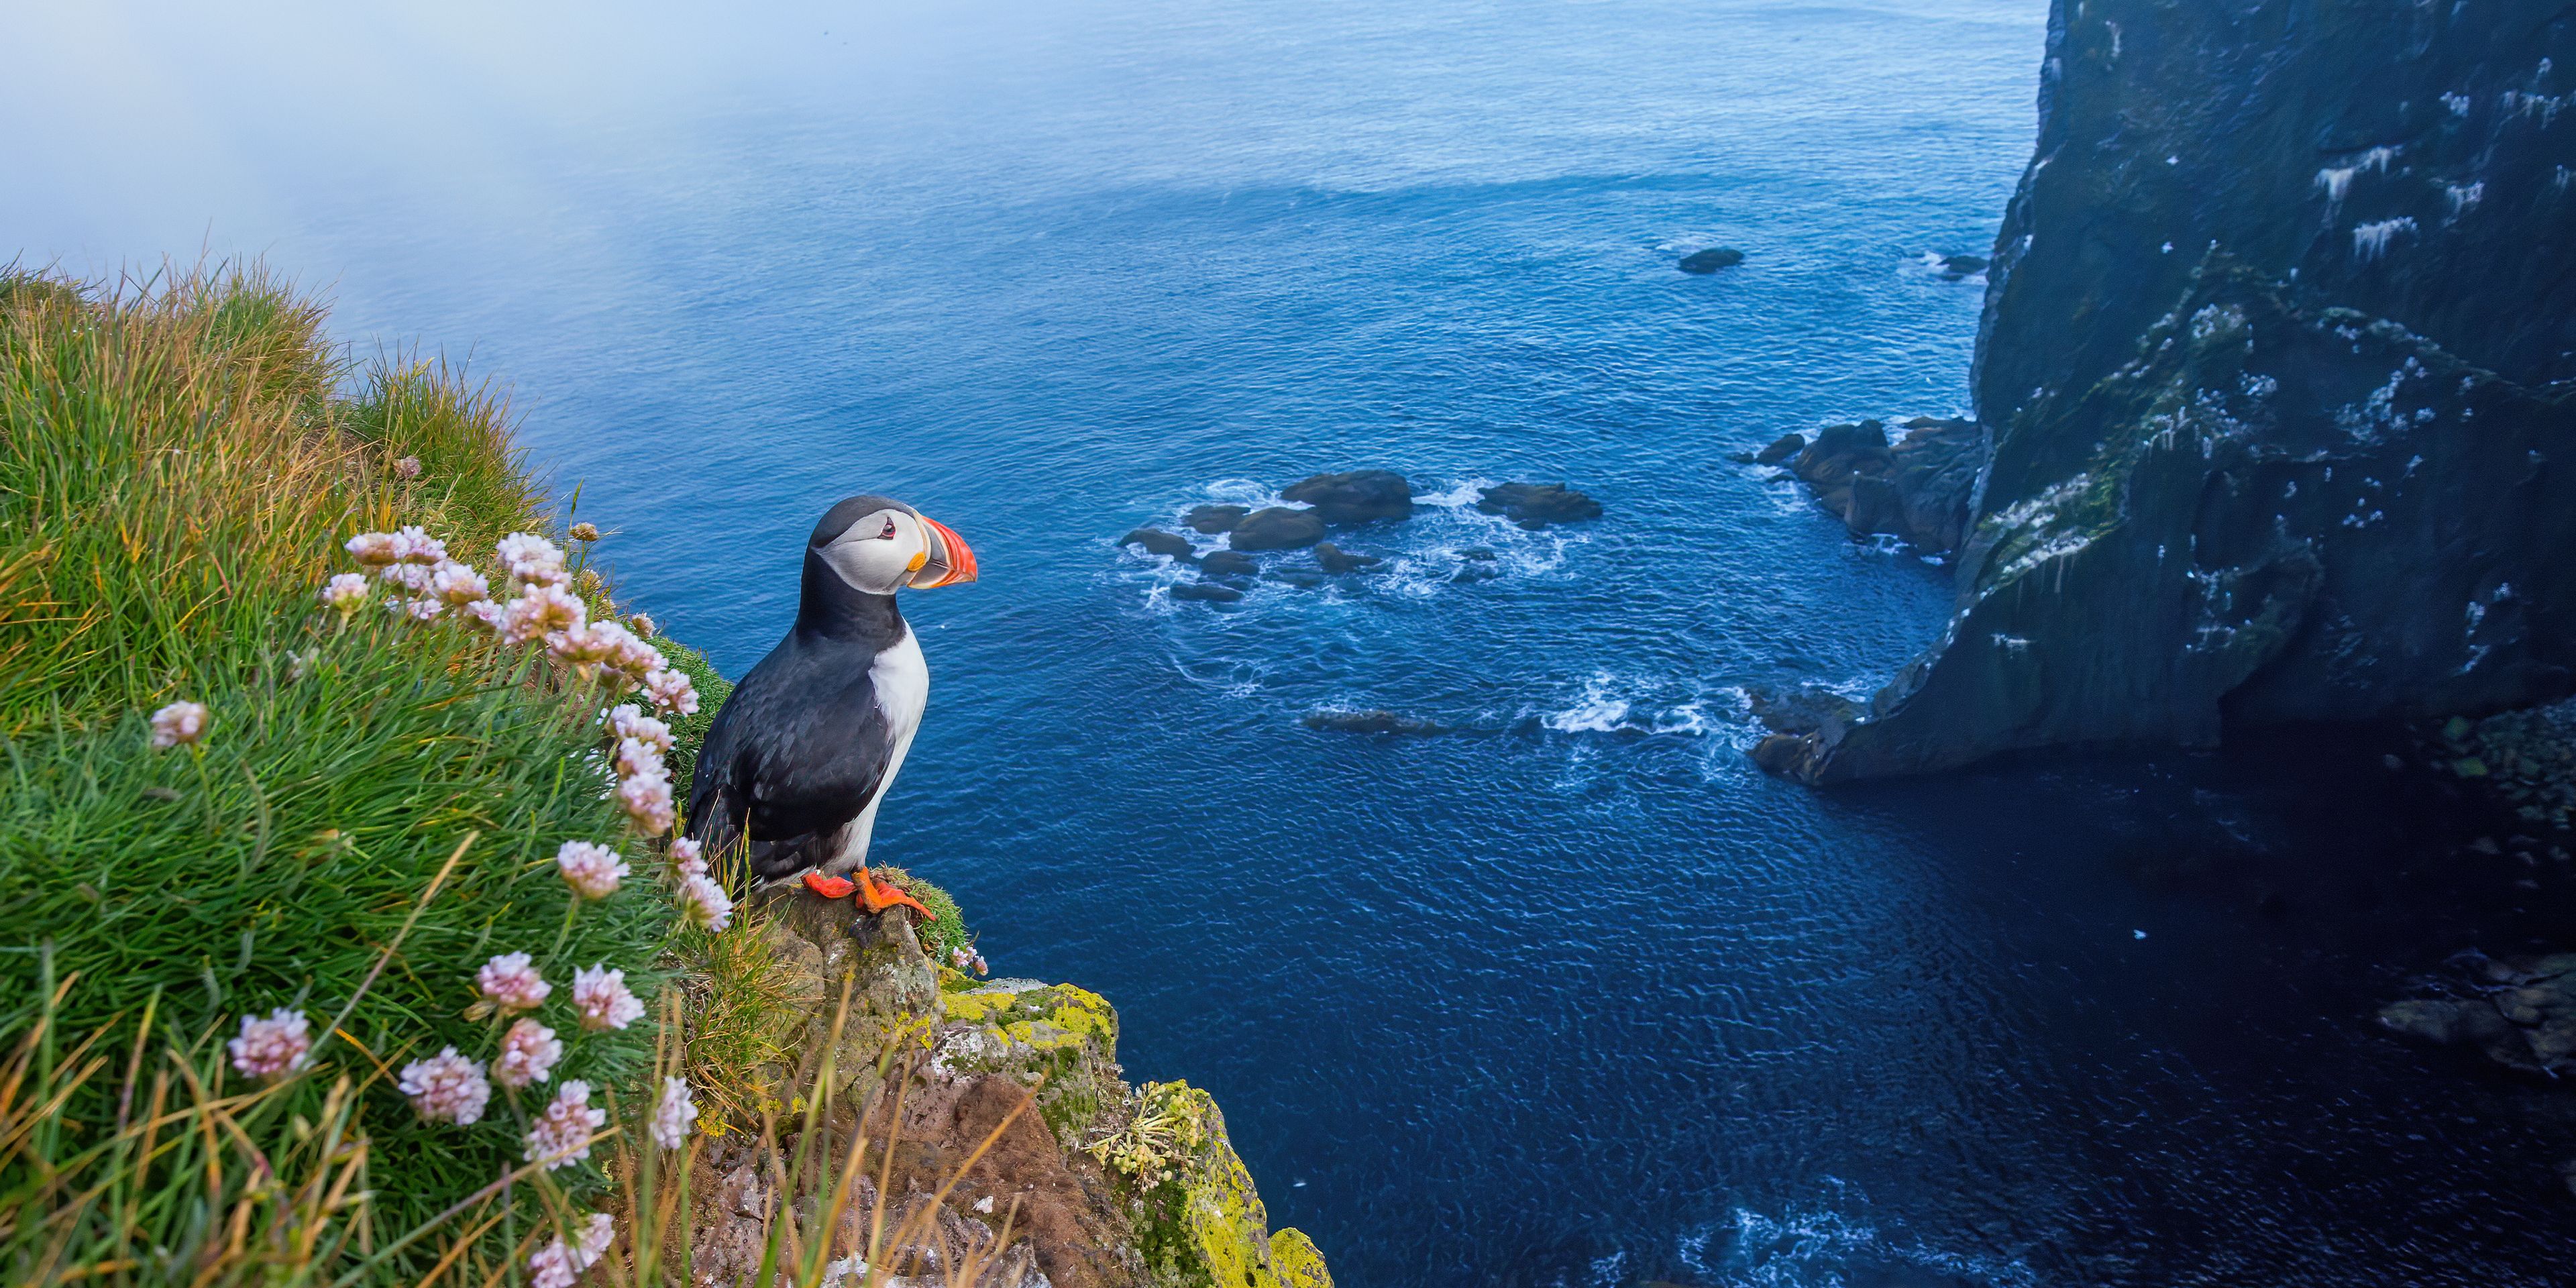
[0,266,727,1279]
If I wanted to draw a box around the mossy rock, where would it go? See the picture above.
[936,979,1123,1142]
[1127,1082,1333,1288]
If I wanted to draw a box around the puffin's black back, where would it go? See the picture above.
[686,523,912,882]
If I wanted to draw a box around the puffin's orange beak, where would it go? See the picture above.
[909,516,979,589]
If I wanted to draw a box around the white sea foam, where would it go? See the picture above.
[1677,1197,2039,1288]
[1540,674,1711,737]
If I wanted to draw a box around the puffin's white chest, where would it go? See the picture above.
[870,626,930,748]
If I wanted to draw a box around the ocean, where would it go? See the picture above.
[16,1,2576,1282]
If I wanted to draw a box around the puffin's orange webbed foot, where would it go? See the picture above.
[855,867,935,920]
[802,870,857,900]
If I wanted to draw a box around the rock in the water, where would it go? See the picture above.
[1185,504,1249,534]
[1458,547,1497,561]
[1302,708,1445,736]
[1121,528,1199,561]
[1940,253,1990,278]
[2378,999,2515,1048]
[1227,506,1327,551]
[1281,471,1413,525]
[1450,564,1499,584]
[1474,482,1602,529]
[1314,542,1383,574]
[1264,570,1325,589]
[1753,433,1807,466]
[1781,416,1980,555]
[1678,247,1746,274]
[1170,582,1243,603]
[1199,549,1261,578]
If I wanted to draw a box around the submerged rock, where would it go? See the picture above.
[1678,247,1746,274]
[1313,542,1383,574]
[1199,549,1261,578]
[1185,504,1250,534]
[1474,482,1602,529]
[1752,432,1807,466]
[1171,582,1244,604]
[1302,708,1446,736]
[1227,507,1327,551]
[1940,253,1989,278]
[1281,471,1413,525]
[1122,528,1199,561]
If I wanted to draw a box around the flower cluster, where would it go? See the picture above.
[527,1212,615,1288]
[572,965,645,1032]
[494,1018,564,1089]
[650,1075,698,1148]
[478,951,553,1013]
[149,700,209,750]
[555,841,629,900]
[227,1008,312,1080]
[947,945,991,977]
[398,1047,492,1126]
[598,703,678,836]
[525,1079,606,1169]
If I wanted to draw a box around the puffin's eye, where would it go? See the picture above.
[876,518,898,540]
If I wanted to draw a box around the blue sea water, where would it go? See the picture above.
[17,1,2576,1283]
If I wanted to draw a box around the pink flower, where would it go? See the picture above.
[476,951,551,1013]
[149,700,208,749]
[464,599,506,631]
[524,1079,606,1169]
[612,738,664,782]
[496,533,569,588]
[398,1047,491,1126]
[629,612,657,639]
[390,525,447,566]
[680,873,733,932]
[650,1077,698,1148]
[592,623,664,679]
[614,771,675,835]
[502,585,586,644]
[493,1018,564,1089]
[574,1212,615,1267]
[608,706,674,754]
[393,455,423,479]
[527,1240,577,1288]
[378,561,433,593]
[345,531,398,567]
[405,597,444,622]
[548,622,616,665]
[227,1008,311,1080]
[571,965,645,1032]
[669,836,706,877]
[641,668,698,716]
[431,561,490,606]
[555,841,629,900]
[320,572,370,616]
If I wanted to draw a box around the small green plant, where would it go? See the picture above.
[1087,1080,1209,1191]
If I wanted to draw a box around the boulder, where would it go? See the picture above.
[1458,547,1497,562]
[1185,504,1249,535]
[1940,253,1990,278]
[1754,433,1807,466]
[1281,471,1413,525]
[1171,582,1244,604]
[1228,507,1327,551]
[1678,247,1746,274]
[1264,570,1325,590]
[1121,528,1199,561]
[1780,417,1979,555]
[2377,999,2516,1048]
[1313,542,1382,574]
[1199,550,1261,578]
[1474,482,1603,529]
[1301,708,1446,736]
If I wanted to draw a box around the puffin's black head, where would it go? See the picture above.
[806,495,979,597]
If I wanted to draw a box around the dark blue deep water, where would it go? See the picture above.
[18,1,2576,1283]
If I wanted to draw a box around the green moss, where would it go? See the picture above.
[876,864,974,964]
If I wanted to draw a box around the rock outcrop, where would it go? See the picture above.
[1678,248,1745,274]
[688,892,1330,1288]
[1228,508,1328,552]
[1280,472,1412,525]
[1474,483,1602,529]
[1756,0,2576,783]
[1772,417,1980,554]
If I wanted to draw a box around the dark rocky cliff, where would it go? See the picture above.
[1757,0,2576,782]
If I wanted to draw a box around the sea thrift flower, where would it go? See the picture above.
[476,951,552,1013]
[464,599,506,631]
[398,1047,491,1126]
[431,561,490,606]
[680,873,733,932]
[527,1240,578,1288]
[609,705,674,754]
[641,667,698,716]
[556,841,629,900]
[629,612,657,639]
[390,525,447,565]
[569,522,600,543]
[669,836,706,876]
[378,561,434,593]
[571,965,645,1032]
[345,531,398,567]
[405,598,444,622]
[524,1079,606,1169]
[614,771,676,835]
[493,1018,564,1089]
[650,1076,698,1148]
[502,585,586,644]
[321,572,370,616]
[612,738,664,782]
[496,533,569,587]
[574,1213,615,1267]
[227,1008,312,1080]
[393,455,422,479]
[149,700,208,750]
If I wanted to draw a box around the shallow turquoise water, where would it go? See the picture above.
[15,2,2576,1283]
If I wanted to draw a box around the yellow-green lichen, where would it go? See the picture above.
[1108,1081,1324,1288]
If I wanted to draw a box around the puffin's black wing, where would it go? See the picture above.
[686,633,896,884]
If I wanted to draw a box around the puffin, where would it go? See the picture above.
[686,494,978,917]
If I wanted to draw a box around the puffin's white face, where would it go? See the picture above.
[814,504,979,596]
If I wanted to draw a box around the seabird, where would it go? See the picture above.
[686,494,977,916]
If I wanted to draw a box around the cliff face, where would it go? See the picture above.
[1758,0,2576,782]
